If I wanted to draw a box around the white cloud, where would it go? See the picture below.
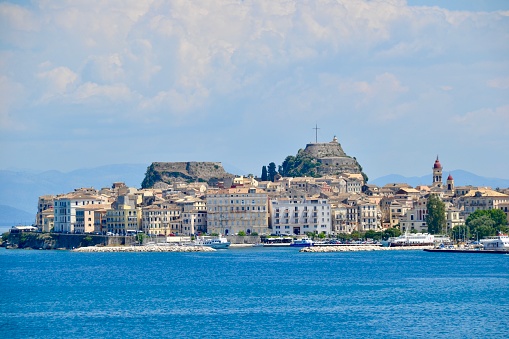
[452,105,509,134]
[73,82,134,103]
[487,77,509,89]
[0,2,39,32]
[0,0,508,177]
[0,76,25,131]
[36,66,78,102]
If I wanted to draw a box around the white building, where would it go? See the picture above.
[269,197,332,236]
[53,191,108,233]
[177,197,207,235]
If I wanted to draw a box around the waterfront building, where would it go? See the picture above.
[269,197,332,236]
[106,204,142,235]
[399,197,428,233]
[331,203,358,234]
[206,187,269,236]
[36,195,55,230]
[458,188,509,219]
[399,197,464,233]
[357,200,381,231]
[141,202,181,236]
[41,209,54,233]
[53,190,108,233]
[177,196,207,235]
[75,204,111,234]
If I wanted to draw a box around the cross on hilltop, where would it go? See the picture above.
[313,123,320,143]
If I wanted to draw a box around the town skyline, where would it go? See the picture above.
[1,0,508,180]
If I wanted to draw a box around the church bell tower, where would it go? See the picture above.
[432,156,443,188]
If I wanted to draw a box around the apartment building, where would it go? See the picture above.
[106,204,142,235]
[270,197,332,235]
[206,187,268,236]
[53,191,107,233]
[177,197,207,235]
[141,202,181,236]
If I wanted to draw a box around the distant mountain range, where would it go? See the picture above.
[1,164,508,228]
[0,164,149,226]
[371,170,509,189]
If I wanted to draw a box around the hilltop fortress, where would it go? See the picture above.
[301,136,361,176]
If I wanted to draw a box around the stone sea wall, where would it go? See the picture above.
[72,245,215,253]
[300,245,434,252]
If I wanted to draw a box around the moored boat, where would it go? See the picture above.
[290,238,314,247]
[188,236,231,249]
[480,233,509,251]
[388,233,435,247]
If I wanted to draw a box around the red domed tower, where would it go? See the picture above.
[447,173,454,192]
[432,156,443,188]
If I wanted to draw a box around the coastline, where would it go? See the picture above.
[300,245,434,252]
[72,245,216,253]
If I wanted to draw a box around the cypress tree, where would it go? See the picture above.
[261,166,268,181]
[426,194,446,234]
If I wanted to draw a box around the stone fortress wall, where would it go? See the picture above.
[300,136,361,176]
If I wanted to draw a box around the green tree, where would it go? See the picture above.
[382,227,401,240]
[261,166,268,181]
[267,162,277,182]
[466,209,508,236]
[279,156,296,176]
[136,233,146,245]
[468,215,496,238]
[237,231,246,236]
[364,230,379,240]
[426,194,446,234]
[351,231,361,239]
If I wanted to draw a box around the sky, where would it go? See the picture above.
[1,0,508,181]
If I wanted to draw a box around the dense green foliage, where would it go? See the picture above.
[275,152,368,181]
[383,227,402,240]
[426,195,446,234]
[466,209,508,238]
[237,231,246,236]
[136,233,146,245]
[278,154,320,178]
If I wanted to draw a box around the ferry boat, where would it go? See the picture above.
[290,238,314,247]
[387,233,434,247]
[480,233,509,251]
[202,237,230,249]
[188,236,231,249]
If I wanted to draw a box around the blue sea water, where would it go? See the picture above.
[1,247,508,339]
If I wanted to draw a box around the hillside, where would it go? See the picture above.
[278,137,367,181]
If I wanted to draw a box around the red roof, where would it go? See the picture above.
[433,157,442,169]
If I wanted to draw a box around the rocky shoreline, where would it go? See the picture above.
[300,245,434,252]
[72,245,215,253]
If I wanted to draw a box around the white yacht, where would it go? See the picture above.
[189,235,231,249]
[387,233,435,247]
[480,234,509,251]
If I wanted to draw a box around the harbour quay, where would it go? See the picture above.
[300,245,433,252]
[72,245,215,253]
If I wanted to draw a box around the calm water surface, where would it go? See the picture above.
[1,247,508,338]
